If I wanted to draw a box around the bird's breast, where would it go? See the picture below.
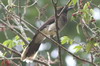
[42,23,56,37]
[41,15,67,37]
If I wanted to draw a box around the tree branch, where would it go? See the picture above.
[0,19,29,45]
[0,57,49,66]
[52,0,62,66]
[0,43,21,56]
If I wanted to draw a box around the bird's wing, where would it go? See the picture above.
[21,16,55,61]
[39,16,55,31]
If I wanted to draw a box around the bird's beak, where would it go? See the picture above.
[67,6,73,11]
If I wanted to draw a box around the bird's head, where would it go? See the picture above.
[57,6,73,14]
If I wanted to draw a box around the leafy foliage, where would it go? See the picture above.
[60,36,73,45]
[3,35,25,49]
[74,45,82,52]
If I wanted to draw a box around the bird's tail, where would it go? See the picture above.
[21,43,40,62]
[21,33,45,61]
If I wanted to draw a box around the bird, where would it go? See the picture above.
[21,6,73,61]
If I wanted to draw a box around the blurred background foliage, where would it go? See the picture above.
[0,0,100,66]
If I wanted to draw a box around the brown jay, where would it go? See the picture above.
[21,6,72,61]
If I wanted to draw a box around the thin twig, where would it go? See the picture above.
[0,57,21,60]
[34,60,49,66]
[22,0,28,19]
[58,0,72,16]
[21,22,35,35]
[0,19,29,45]
[0,57,49,66]
[4,30,8,39]
[90,3,100,9]
[52,0,62,66]
[0,43,21,56]
[13,0,38,8]
[77,0,80,10]
[17,0,27,40]
[47,52,51,66]
[90,52,94,63]
[81,18,96,34]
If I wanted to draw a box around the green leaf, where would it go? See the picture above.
[27,37,31,41]
[71,16,76,21]
[21,42,25,45]
[3,40,12,46]
[15,35,20,40]
[68,0,78,6]
[3,39,16,49]
[8,41,13,48]
[69,39,74,45]
[83,2,90,15]
[74,45,82,52]
[2,35,25,49]
[10,41,17,48]
[86,41,94,53]
[67,1,72,6]
[72,0,78,5]
[3,52,7,56]
[83,2,90,10]
[82,3,91,24]
[76,24,80,34]
[60,36,70,45]
[90,9,94,14]
[94,43,99,46]
[14,35,25,46]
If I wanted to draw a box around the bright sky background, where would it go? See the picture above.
[93,8,100,20]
